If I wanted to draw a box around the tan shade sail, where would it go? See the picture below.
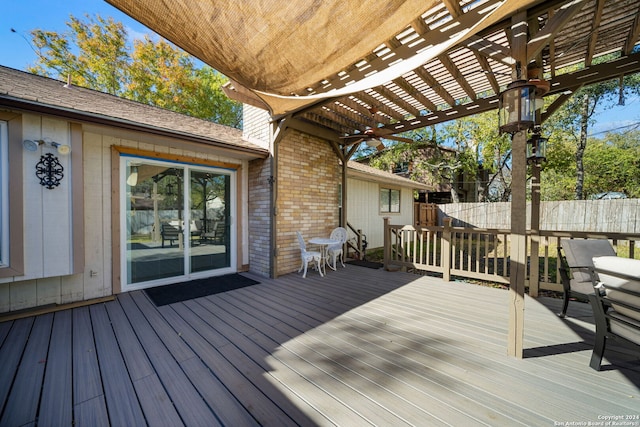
[106,0,536,115]
[107,0,640,137]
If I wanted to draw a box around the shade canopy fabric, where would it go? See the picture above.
[106,0,640,139]
[107,0,532,115]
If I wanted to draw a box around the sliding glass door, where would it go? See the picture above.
[121,156,235,291]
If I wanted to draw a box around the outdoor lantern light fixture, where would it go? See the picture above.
[526,132,547,164]
[498,80,538,134]
[23,138,71,155]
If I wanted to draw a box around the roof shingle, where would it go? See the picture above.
[0,66,268,156]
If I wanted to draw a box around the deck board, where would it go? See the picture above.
[155,300,298,426]
[0,317,33,412]
[0,266,639,426]
[0,314,51,427]
[39,310,72,427]
[119,292,222,427]
[72,306,104,405]
[104,298,184,427]
[0,320,12,346]
[89,303,147,426]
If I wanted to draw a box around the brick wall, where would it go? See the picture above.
[248,156,272,277]
[276,130,340,276]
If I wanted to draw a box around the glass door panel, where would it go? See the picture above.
[123,156,236,291]
[189,170,231,273]
[125,161,186,285]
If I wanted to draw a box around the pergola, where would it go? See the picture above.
[106,0,640,357]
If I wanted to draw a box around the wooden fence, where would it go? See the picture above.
[438,199,640,233]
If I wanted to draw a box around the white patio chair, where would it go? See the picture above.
[296,231,323,278]
[327,227,348,270]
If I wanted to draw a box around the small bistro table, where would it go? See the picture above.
[309,237,341,275]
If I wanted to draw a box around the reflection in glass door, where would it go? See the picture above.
[189,169,231,273]
[122,157,235,290]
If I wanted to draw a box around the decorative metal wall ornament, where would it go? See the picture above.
[36,153,64,189]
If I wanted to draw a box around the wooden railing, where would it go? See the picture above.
[383,217,640,294]
[346,223,368,260]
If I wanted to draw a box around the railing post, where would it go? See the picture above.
[442,217,452,282]
[383,217,390,270]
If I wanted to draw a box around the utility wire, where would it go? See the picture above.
[588,121,640,137]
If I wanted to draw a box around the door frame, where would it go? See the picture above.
[113,146,241,293]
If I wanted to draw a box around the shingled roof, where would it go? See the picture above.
[0,66,268,158]
[347,160,433,191]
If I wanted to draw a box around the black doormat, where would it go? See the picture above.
[145,273,260,306]
[346,259,384,269]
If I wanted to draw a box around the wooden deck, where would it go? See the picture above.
[1,265,639,426]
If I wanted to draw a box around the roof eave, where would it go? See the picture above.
[0,96,269,160]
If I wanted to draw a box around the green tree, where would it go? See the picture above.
[29,15,129,95]
[365,112,515,202]
[438,112,513,201]
[544,58,640,199]
[583,131,640,198]
[27,14,242,128]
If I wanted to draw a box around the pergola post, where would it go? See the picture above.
[508,130,528,358]
[507,11,528,358]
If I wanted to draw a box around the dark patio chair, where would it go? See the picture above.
[201,221,225,244]
[161,223,181,248]
[557,238,616,318]
[588,256,640,370]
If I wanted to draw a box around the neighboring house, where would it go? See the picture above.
[0,67,427,314]
[346,161,432,249]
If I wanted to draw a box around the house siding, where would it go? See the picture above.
[275,130,340,276]
[347,177,416,249]
[0,114,78,312]
[0,116,250,314]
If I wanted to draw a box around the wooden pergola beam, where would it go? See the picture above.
[527,0,588,61]
[413,66,457,107]
[624,6,640,55]
[438,54,477,100]
[585,0,605,66]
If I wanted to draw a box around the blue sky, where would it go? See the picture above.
[1,0,152,69]
[2,0,639,136]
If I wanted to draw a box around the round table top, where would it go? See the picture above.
[309,237,341,245]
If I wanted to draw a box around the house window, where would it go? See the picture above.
[0,121,8,268]
[380,188,400,213]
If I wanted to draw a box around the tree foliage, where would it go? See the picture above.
[365,111,514,202]
[542,57,640,199]
[27,14,241,128]
[583,131,640,198]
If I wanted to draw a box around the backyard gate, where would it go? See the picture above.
[414,202,437,227]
